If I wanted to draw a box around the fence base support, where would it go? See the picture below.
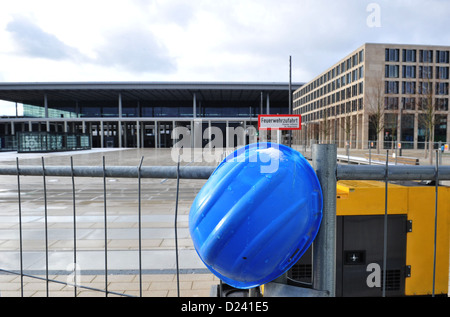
[263,282,329,297]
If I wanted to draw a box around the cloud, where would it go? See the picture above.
[137,0,198,28]
[2,0,450,83]
[182,0,369,81]
[6,15,85,62]
[93,26,177,74]
[5,14,177,76]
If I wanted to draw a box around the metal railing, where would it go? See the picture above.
[0,157,215,297]
[0,145,449,297]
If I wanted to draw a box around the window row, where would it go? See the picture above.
[295,82,364,113]
[384,97,449,111]
[295,50,364,99]
[385,65,450,79]
[385,81,449,95]
[295,67,364,106]
[299,98,364,123]
[386,48,450,63]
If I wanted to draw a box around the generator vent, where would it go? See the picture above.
[381,270,401,291]
[288,264,312,280]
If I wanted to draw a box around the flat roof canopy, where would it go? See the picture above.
[0,82,303,106]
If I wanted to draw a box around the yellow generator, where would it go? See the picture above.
[287,180,450,296]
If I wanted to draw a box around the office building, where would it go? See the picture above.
[293,43,450,150]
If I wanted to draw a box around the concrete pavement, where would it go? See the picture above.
[0,148,218,297]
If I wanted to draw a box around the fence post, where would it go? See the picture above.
[312,144,337,297]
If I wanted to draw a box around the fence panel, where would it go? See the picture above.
[0,156,215,297]
[0,147,449,297]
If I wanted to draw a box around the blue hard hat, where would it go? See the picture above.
[189,142,323,289]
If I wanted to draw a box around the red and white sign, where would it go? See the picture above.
[258,115,302,130]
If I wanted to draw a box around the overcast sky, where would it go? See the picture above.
[1,0,450,114]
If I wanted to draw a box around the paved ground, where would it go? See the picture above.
[0,148,219,297]
[0,145,448,297]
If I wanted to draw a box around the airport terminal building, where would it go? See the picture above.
[0,82,300,152]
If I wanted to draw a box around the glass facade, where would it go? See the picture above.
[23,104,79,118]
[23,98,286,119]
[0,135,17,152]
[1,83,296,150]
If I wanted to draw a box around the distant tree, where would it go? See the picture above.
[365,74,385,153]
[339,107,353,156]
[419,80,436,164]
[320,107,331,143]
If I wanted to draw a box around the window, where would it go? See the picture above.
[402,49,416,62]
[352,54,358,67]
[436,50,449,63]
[419,82,432,95]
[385,65,399,78]
[402,97,416,110]
[352,84,358,97]
[402,65,416,78]
[436,83,449,95]
[385,97,399,110]
[352,69,358,82]
[436,67,449,79]
[359,49,364,63]
[385,81,399,94]
[436,98,449,111]
[401,114,415,144]
[419,50,433,63]
[385,48,399,61]
[419,66,433,79]
[402,82,416,94]
[384,113,398,144]
[435,115,447,143]
[418,98,429,110]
